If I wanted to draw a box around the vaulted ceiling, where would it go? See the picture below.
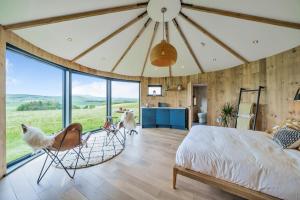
[1,0,300,77]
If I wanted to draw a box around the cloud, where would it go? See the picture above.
[6,58,13,72]
[112,82,139,98]
[72,81,106,97]
[72,81,139,98]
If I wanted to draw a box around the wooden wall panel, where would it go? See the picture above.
[0,26,6,177]
[266,47,300,128]
[141,47,300,131]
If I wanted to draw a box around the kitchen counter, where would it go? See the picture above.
[141,107,187,109]
[141,107,188,130]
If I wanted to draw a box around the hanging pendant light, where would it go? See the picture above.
[150,7,177,67]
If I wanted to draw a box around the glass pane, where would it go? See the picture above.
[6,49,63,163]
[71,73,107,132]
[112,81,140,123]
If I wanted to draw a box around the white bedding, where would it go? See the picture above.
[176,125,300,200]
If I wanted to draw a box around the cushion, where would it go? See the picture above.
[273,127,300,149]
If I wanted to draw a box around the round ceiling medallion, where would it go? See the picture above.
[147,0,181,22]
[150,40,177,67]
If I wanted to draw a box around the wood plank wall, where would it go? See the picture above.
[0,26,7,178]
[141,47,300,131]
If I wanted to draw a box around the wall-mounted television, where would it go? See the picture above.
[148,85,162,96]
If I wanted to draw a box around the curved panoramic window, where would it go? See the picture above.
[6,48,63,164]
[71,73,107,132]
[111,80,140,123]
[5,46,140,167]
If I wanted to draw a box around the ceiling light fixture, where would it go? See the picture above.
[150,7,177,67]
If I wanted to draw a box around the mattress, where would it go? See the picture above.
[176,125,300,200]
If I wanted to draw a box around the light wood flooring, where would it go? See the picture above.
[0,127,243,200]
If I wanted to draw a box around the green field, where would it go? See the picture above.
[6,94,139,163]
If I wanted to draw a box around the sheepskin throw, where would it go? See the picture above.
[21,124,54,150]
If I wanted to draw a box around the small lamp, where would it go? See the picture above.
[294,88,300,101]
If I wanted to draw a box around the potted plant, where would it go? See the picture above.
[219,102,236,127]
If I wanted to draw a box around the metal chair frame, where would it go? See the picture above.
[37,126,87,184]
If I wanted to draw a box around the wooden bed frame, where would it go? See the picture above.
[173,165,280,200]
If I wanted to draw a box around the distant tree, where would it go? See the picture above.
[89,105,96,109]
[17,100,62,111]
[72,105,81,109]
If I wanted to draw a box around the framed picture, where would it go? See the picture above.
[148,85,162,96]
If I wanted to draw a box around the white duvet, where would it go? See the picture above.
[176,125,300,200]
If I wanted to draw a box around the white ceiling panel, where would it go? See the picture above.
[184,0,300,23]
[115,20,154,76]
[15,9,145,60]
[77,17,148,72]
[183,8,300,62]
[168,20,200,76]
[176,15,243,72]
[0,0,146,24]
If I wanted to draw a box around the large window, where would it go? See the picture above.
[71,73,107,132]
[5,46,140,166]
[6,48,63,163]
[112,81,140,123]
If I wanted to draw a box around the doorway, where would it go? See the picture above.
[187,83,208,128]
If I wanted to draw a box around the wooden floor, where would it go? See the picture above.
[0,127,243,200]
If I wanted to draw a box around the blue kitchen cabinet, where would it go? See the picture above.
[170,109,187,129]
[142,108,187,130]
[142,108,156,128]
[156,109,170,128]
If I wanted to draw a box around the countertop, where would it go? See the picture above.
[141,107,187,109]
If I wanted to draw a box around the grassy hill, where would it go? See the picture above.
[6,94,138,110]
[6,93,139,163]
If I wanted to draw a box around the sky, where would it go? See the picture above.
[6,49,139,98]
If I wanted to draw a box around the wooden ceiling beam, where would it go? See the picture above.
[4,2,148,30]
[111,18,152,72]
[182,3,300,30]
[165,22,172,77]
[173,19,204,73]
[72,11,147,62]
[180,12,248,63]
[141,22,159,76]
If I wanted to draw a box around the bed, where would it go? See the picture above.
[174,125,300,200]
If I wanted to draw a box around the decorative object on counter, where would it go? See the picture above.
[294,88,300,101]
[158,102,169,107]
[219,102,236,127]
[177,84,183,91]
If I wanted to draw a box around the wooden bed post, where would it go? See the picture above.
[0,26,7,178]
[173,166,177,189]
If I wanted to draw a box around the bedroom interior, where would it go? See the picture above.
[0,0,300,200]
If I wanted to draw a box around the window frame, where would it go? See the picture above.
[5,44,141,169]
